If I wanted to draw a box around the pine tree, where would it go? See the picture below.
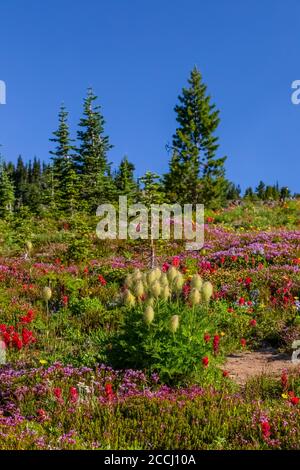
[50,104,78,213]
[138,171,165,206]
[76,88,113,211]
[115,156,138,202]
[164,67,227,207]
[244,187,255,201]
[256,181,266,200]
[13,155,27,209]
[226,183,241,201]
[0,157,15,217]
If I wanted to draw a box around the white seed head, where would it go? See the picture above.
[134,281,145,298]
[161,285,171,300]
[26,241,33,252]
[42,286,52,301]
[147,270,157,285]
[159,273,169,288]
[170,314,179,333]
[167,266,178,282]
[144,305,155,324]
[173,274,184,293]
[189,288,201,305]
[202,281,213,302]
[191,274,203,290]
[124,290,136,307]
[150,280,161,299]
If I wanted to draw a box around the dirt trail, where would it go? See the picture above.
[225,347,300,385]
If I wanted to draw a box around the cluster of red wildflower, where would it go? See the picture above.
[98,274,107,286]
[261,420,271,439]
[213,335,220,354]
[105,383,115,401]
[288,390,300,405]
[238,297,252,307]
[53,386,79,404]
[171,256,180,268]
[0,324,36,349]
[270,282,295,307]
[20,309,34,324]
[202,356,209,367]
[199,260,216,274]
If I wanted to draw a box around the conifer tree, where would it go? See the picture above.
[50,104,78,213]
[115,156,138,202]
[13,155,27,209]
[0,156,15,217]
[76,88,113,211]
[164,67,227,207]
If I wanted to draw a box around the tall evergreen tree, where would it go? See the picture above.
[0,156,15,217]
[75,88,113,210]
[164,67,227,207]
[50,104,78,213]
[115,156,138,202]
[13,155,27,208]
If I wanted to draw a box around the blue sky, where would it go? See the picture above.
[0,0,299,192]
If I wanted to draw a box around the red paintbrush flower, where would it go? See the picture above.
[202,356,209,367]
[213,335,220,354]
[204,333,211,343]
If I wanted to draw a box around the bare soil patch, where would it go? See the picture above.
[225,347,300,385]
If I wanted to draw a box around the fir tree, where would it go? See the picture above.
[76,88,113,211]
[0,156,15,217]
[50,104,78,213]
[115,156,138,202]
[256,181,266,200]
[164,67,227,207]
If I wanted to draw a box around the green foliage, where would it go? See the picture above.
[50,104,78,213]
[75,88,114,211]
[108,301,223,385]
[164,67,227,207]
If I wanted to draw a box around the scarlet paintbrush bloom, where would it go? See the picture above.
[223,370,229,377]
[172,256,180,267]
[37,408,49,422]
[69,386,79,404]
[290,396,299,405]
[22,328,36,345]
[53,387,64,404]
[261,420,271,439]
[62,295,69,306]
[12,333,22,350]
[98,274,107,286]
[240,338,246,348]
[202,356,209,367]
[105,383,115,401]
[238,297,245,306]
[20,309,34,324]
[54,387,62,399]
[213,335,220,354]
[162,263,169,272]
[249,319,257,327]
[204,333,211,343]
